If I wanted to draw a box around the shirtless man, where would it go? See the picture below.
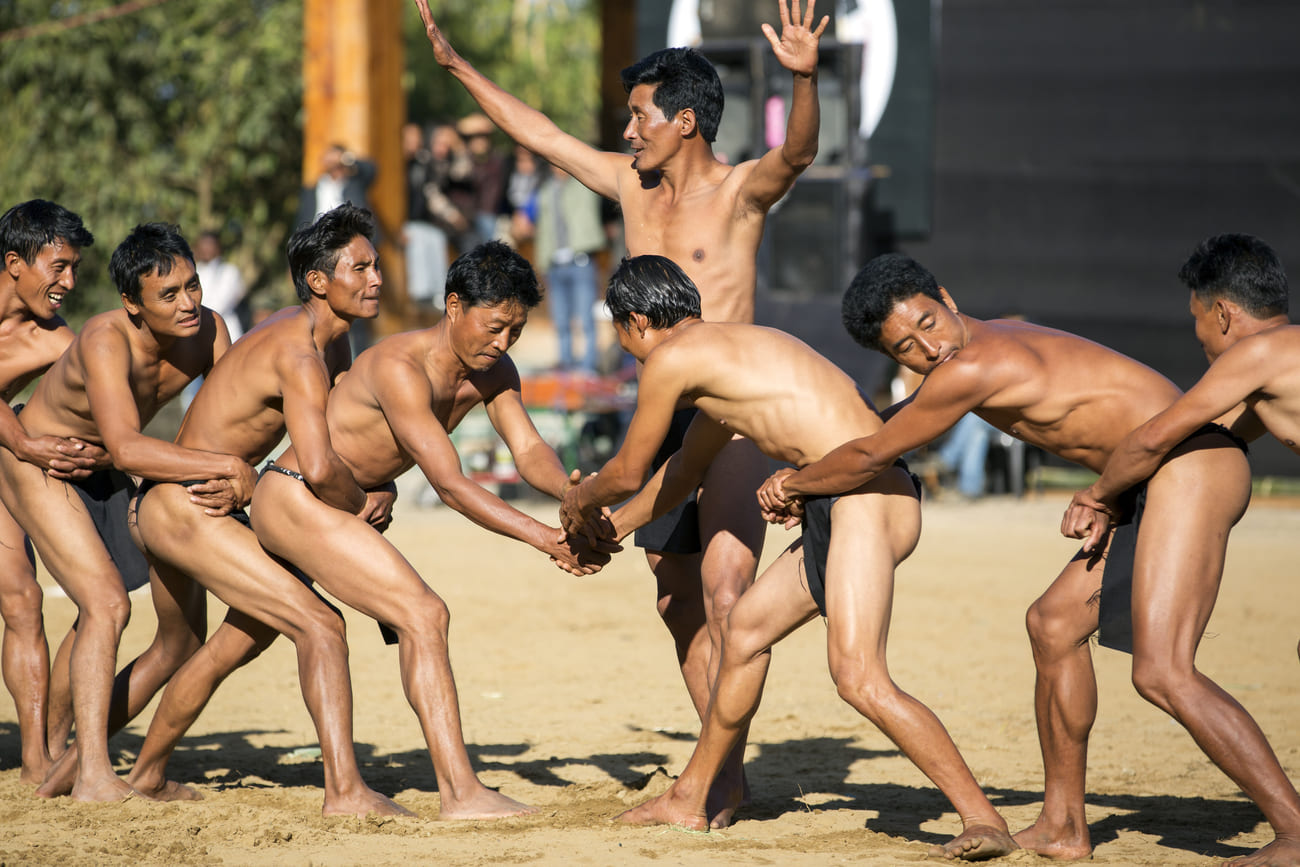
[249,241,609,819]
[0,200,105,783]
[557,255,1017,860]
[414,0,827,823]
[0,222,254,801]
[756,253,1300,865]
[113,204,407,816]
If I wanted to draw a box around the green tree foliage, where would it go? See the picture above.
[0,0,304,323]
[404,0,600,144]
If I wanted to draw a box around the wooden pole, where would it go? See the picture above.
[302,0,409,337]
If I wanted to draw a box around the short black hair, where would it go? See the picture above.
[0,199,94,264]
[842,253,943,351]
[445,241,541,310]
[109,223,195,304]
[621,48,724,143]
[1179,233,1288,318]
[286,204,377,303]
[604,255,701,328]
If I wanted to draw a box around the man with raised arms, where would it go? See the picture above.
[414,0,827,823]
[0,200,105,784]
[112,204,407,816]
[0,223,254,801]
[559,255,1017,860]
[249,241,610,820]
[757,253,1300,865]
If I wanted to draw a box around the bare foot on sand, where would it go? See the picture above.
[130,777,205,802]
[618,789,709,832]
[70,773,141,804]
[437,787,535,820]
[323,787,414,818]
[1013,818,1092,861]
[18,758,52,787]
[706,772,750,829]
[34,746,77,798]
[1223,837,1300,867]
[929,824,1019,862]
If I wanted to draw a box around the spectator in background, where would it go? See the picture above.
[535,166,606,374]
[296,143,377,229]
[456,113,507,245]
[505,144,545,250]
[428,123,477,260]
[193,231,247,342]
[402,122,449,309]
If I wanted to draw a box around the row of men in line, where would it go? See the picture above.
[5,191,1300,866]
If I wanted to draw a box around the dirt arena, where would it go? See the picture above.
[1,490,1296,866]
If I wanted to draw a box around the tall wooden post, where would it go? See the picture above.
[303,0,408,337]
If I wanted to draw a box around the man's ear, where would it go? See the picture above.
[678,108,698,139]
[629,311,650,336]
[305,268,328,298]
[4,251,22,280]
[1214,298,1234,335]
[938,286,959,314]
[120,294,140,317]
[444,291,461,321]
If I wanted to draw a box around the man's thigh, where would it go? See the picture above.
[821,483,920,660]
[0,498,36,600]
[696,436,768,590]
[1131,436,1250,662]
[252,474,435,628]
[0,450,119,603]
[726,542,820,655]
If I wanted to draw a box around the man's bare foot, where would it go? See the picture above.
[928,824,1019,862]
[437,787,535,820]
[1013,818,1092,861]
[706,772,751,829]
[34,745,77,798]
[69,773,139,803]
[618,789,709,831]
[18,759,52,787]
[129,776,204,802]
[1224,837,1300,867]
[323,787,415,818]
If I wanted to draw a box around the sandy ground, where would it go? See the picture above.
[0,490,1296,866]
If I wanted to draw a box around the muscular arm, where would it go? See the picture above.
[279,350,366,514]
[413,0,625,199]
[776,365,985,501]
[560,347,686,533]
[608,415,732,541]
[739,0,829,212]
[377,358,568,557]
[82,327,254,504]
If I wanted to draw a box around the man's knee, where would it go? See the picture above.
[80,587,132,635]
[395,589,449,639]
[297,604,348,654]
[829,659,896,720]
[1130,653,1189,713]
[1025,595,1093,656]
[0,579,44,635]
[719,615,768,667]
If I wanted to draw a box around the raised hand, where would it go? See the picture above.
[412,0,461,69]
[762,0,829,78]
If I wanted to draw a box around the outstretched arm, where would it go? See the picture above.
[413,0,624,199]
[740,0,829,212]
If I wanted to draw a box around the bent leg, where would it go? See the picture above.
[254,474,529,820]
[130,483,405,817]
[46,623,74,758]
[0,453,134,801]
[0,505,51,783]
[821,481,1015,861]
[1013,552,1103,860]
[621,542,819,830]
[1130,442,1300,867]
[693,435,767,826]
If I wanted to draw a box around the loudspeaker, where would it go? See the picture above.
[699,0,836,42]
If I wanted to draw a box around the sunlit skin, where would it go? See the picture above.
[413,0,826,825]
[0,234,106,785]
[118,227,409,817]
[248,292,611,820]
[756,283,1300,865]
[0,250,256,802]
